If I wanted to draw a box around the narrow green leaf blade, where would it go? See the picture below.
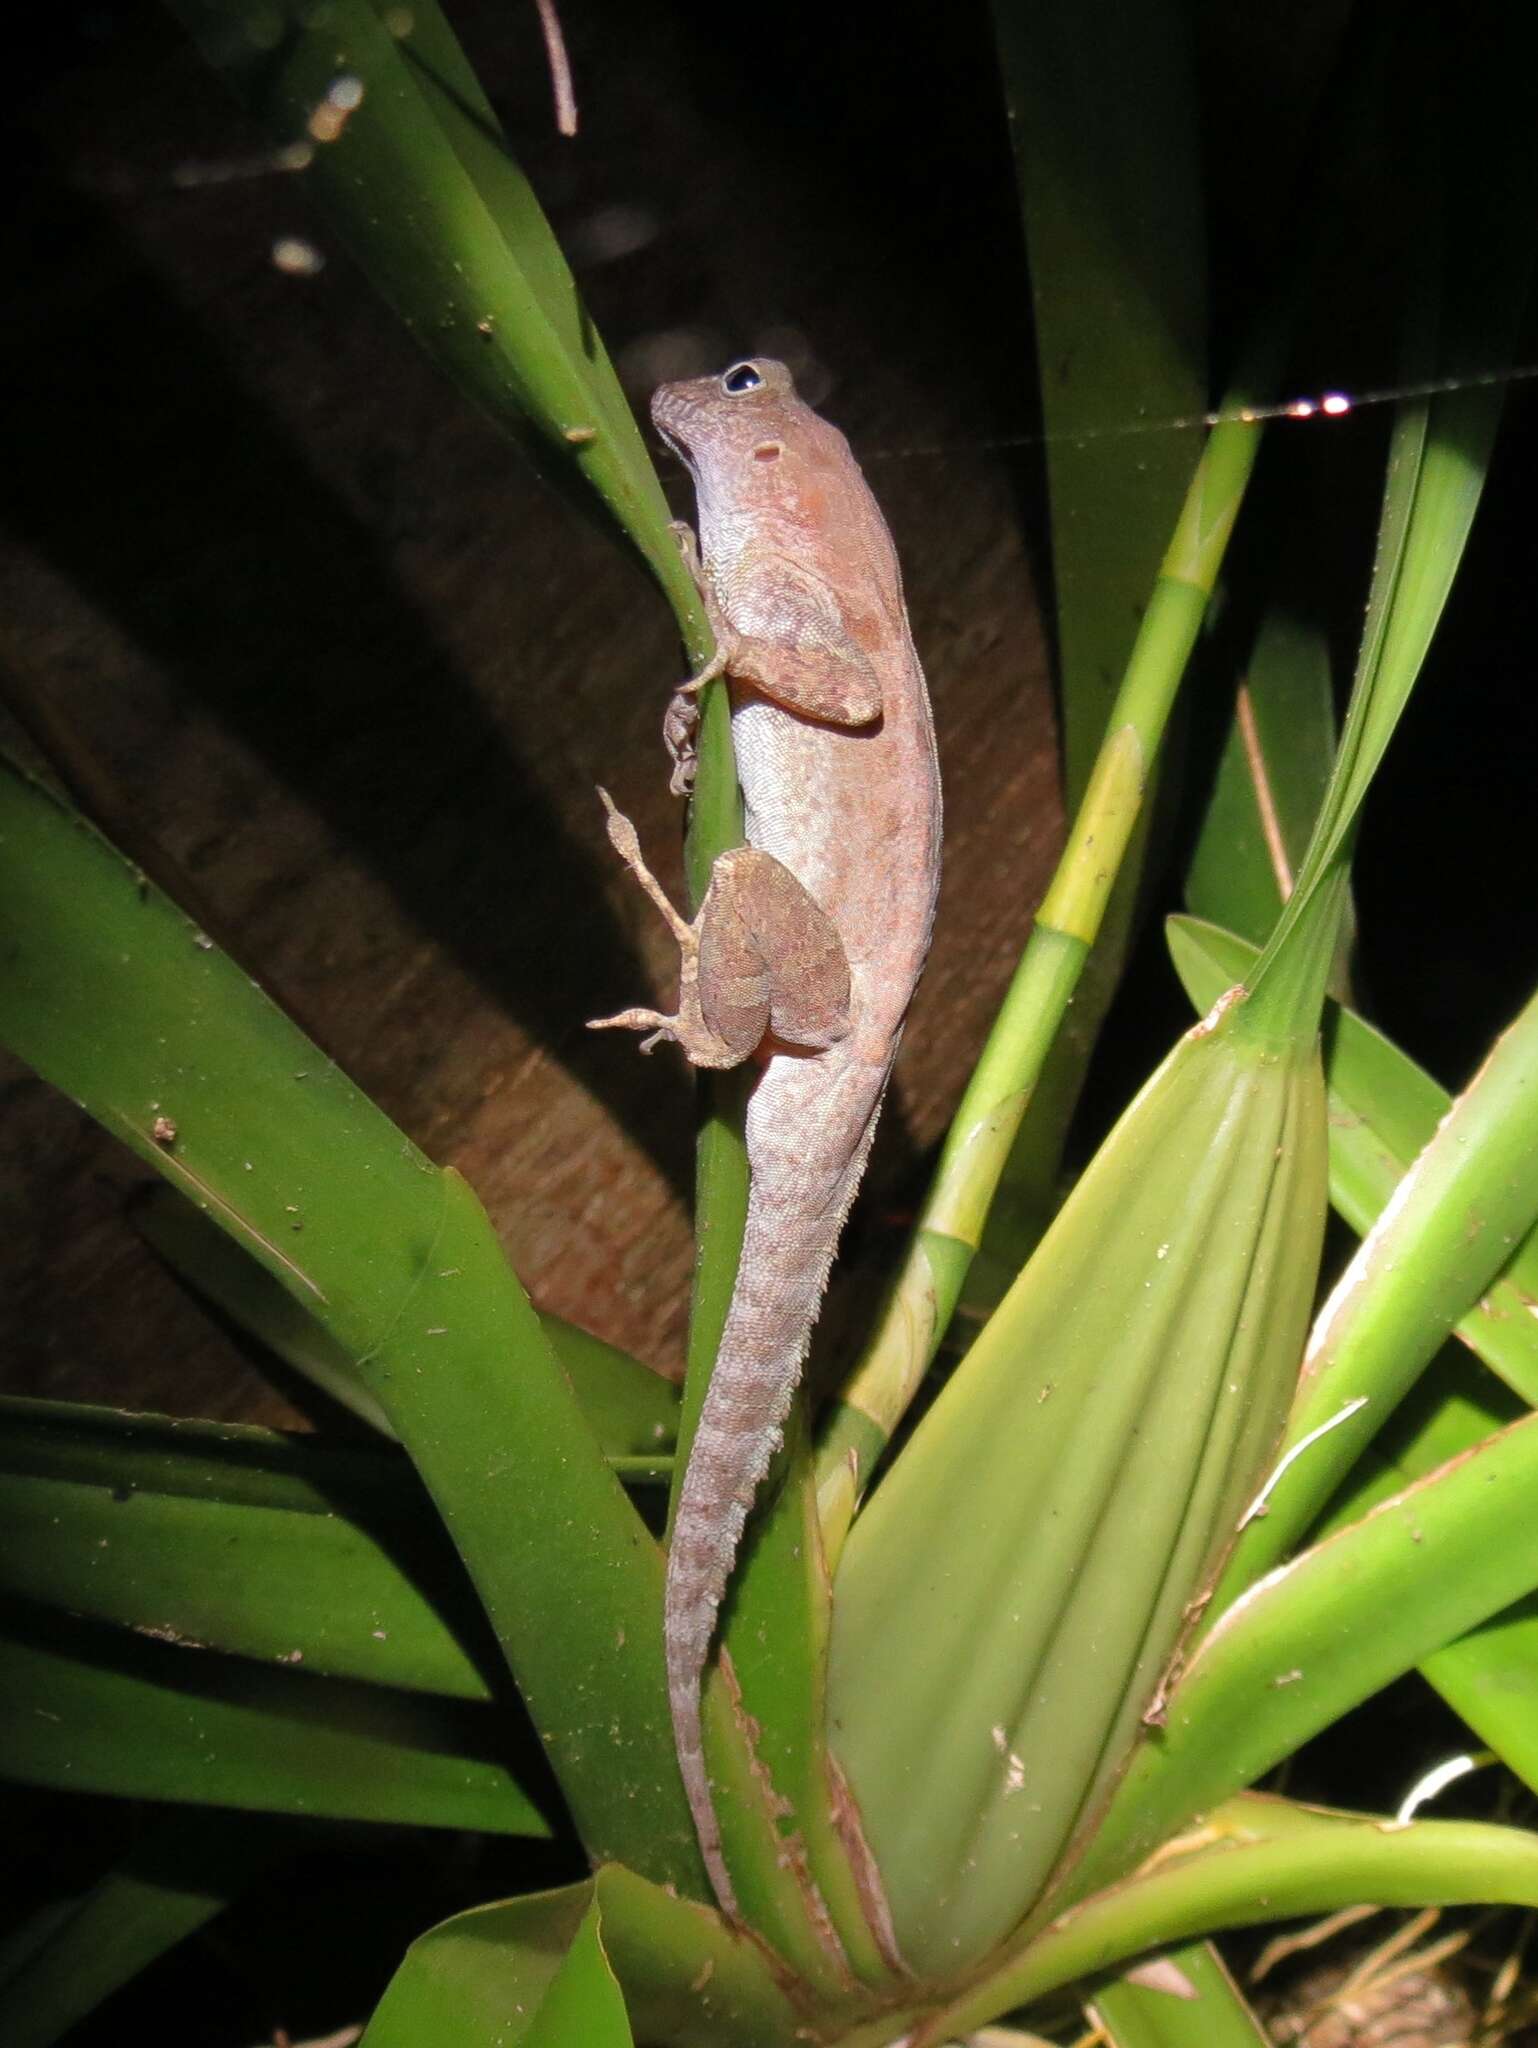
[992,0,1206,797]
[165,0,695,624]
[1219,976,1538,1603]
[0,1600,548,1833]
[1316,1358,1538,1800]
[1171,920,1538,1797]
[1245,7,1537,996]
[1168,915,1538,1410]
[1185,613,1339,951]
[988,0,1208,1242]
[355,1169,702,1888]
[0,1397,496,1701]
[0,1809,290,2048]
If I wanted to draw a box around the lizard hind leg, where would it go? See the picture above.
[587,789,742,1068]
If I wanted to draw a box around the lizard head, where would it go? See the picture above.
[650,357,801,473]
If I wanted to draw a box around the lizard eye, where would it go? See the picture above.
[722,361,763,394]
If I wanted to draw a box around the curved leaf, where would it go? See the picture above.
[362,1866,799,2048]
[362,1882,630,2048]
[1167,915,1538,1409]
[934,1793,1538,2042]
[1227,972,1538,1601]
[165,0,696,630]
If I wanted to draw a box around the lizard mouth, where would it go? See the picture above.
[653,419,687,463]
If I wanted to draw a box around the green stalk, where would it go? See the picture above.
[978,0,1208,1261]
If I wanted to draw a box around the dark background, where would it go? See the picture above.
[3,0,1534,2037]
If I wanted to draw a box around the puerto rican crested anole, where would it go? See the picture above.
[591,357,942,1916]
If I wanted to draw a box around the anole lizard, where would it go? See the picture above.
[591,357,942,1917]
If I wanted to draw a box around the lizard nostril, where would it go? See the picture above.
[753,442,782,462]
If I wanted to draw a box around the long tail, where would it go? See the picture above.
[664,1050,888,1915]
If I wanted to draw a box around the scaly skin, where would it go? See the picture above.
[597,358,941,1917]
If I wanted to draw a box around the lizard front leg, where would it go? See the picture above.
[661,521,885,795]
[588,789,851,1064]
[661,523,726,796]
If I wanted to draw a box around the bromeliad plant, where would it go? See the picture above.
[6,2,1538,2043]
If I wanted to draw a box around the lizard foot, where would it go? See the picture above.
[664,692,700,794]
[587,1004,678,1054]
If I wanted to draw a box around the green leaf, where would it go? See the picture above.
[938,1793,1538,2040]
[136,1185,679,1473]
[1167,915,1538,1411]
[1217,974,1538,1605]
[0,1599,548,1833]
[1330,1359,1538,1802]
[165,0,698,633]
[0,754,700,1891]
[0,1809,290,2048]
[1069,1406,1538,1903]
[526,1896,632,2047]
[1184,613,1340,954]
[1242,8,1536,1022]
[829,993,1327,1972]
[360,1883,621,2048]
[0,1397,496,1700]
[985,0,1209,1242]
[992,0,1206,799]
[362,1866,800,2048]
[1089,1941,1269,2048]
[1170,921,1538,1798]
